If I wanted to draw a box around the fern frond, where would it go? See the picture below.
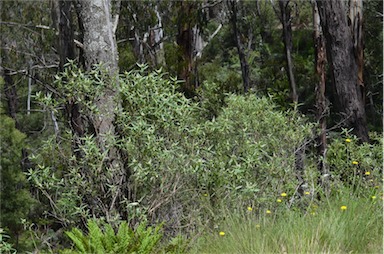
[102,223,116,252]
[65,228,87,253]
[88,219,106,254]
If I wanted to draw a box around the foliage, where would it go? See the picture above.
[326,130,382,196]
[0,112,36,247]
[61,219,162,254]
[192,189,383,254]
[0,228,17,254]
[27,64,314,240]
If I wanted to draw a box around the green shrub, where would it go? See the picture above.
[28,64,315,239]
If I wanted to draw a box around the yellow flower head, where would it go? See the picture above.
[310,212,316,215]
[281,192,287,197]
[203,193,208,197]
[219,231,225,236]
[371,196,377,200]
[365,171,370,176]
[266,210,271,214]
[352,161,359,165]
[304,191,310,195]
[345,138,352,143]
[276,199,282,203]
[340,205,347,211]
[247,206,253,211]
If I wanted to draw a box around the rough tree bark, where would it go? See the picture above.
[316,0,369,142]
[278,0,298,103]
[313,1,329,192]
[228,0,250,93]
[78,0,124,219]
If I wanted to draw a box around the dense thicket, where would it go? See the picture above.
[0,0,382,252]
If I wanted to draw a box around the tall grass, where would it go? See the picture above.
[192,191,383,254]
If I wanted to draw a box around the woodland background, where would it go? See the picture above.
[0,0,382,253]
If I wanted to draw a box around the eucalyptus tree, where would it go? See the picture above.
[316,0,369,142]
[77,0,125,219]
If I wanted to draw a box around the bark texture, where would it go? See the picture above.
[78,0,124,219]
[316,0,369,142]
[176,1,198,96]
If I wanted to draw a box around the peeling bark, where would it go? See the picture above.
[316,0,369,142]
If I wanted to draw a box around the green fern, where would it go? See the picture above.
[61,219,164,254]
[88,219,106,254]
[65,227,88,253]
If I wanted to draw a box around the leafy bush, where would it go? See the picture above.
[27,64,315,239]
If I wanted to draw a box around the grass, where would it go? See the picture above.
[191,191,383,254]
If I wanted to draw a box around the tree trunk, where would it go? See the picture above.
[57,0,76,70]
[313,1,329,192]
[316,0,369,142]
[3,69,19,128]
[349,0,364,102]
[151,2,165,66]
[228,0,250,93]
[278,0,298,103]
[176,1,198,97]
[78,0,124,220]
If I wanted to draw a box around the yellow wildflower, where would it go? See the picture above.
[304,191,310,195]
[219,231,225,236]
[276,199,282,203]
[345,138,352,143]
[352,161,359,165]
[340,205,347,211]
[310,212,316,215]
[281,192,287,197]
[364,171,370,176]
[203,193,208,197]
[247,206,253,211]
[371,196,377,200]
[266,210,271,214]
